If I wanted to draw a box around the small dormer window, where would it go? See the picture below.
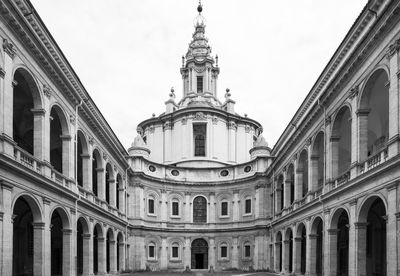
[197,76,203,93]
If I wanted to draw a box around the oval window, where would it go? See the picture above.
[244,166,252,173]
[220,170,229,177]
[171,169,180,176]
[149,165,156,172]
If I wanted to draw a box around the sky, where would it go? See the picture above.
[30,0,367,149]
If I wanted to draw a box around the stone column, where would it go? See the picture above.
[209,238,216,271]
[160,237,167,270]
[310,155,319,191]
[386,44,400,157]
[227,121,237,163]
[62,229,72,276]
[293,237,302,274]
[110,240,117,273]
[43,198,51,276]
[283,240,290,273]
[209,192,215,223]
[232,237,239,269]
[118,240,125,272]
[60,135,72,178]
[254,186,260,218]
[96,167,105,200]
[33,222,45,276]
[308,234,317,276]
[98,237,106,274]
[232,191,239,222]
[82,233,91,276]
[184,192,191,223]
[88,225,94,275]
[160,191,168,223]
[81,154,91,191]
[327,229,339,276]
[1,46,16,157]
[32,108,45,160]
[330,136,340,179]
[119,186,126,214]
[183,237,191,270]
[324,117,332,187]
[1,182,13,276]
[284,179,291,208]
[355,222,367,276]
[163,122,172,163]
[386,183,398,276]
[349,200,357,276]
[295,167,303,200]
[357,110,369,163]
[109,179,116,208]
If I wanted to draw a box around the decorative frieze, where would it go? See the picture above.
[137,126,143,135]
[348,85,359,99]
[227,121,237,130]
[212,116,218,125]
[386,39,400,59]
[181,116,187,125]
[0,67,5,78]
[193,112,206,121]
[163,121,172,130]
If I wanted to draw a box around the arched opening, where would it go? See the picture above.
[51,210,63,275]
[311,217,323,276]
[296,223,307,274]
[193,196,207,223]
[287,164,295,205]
[298,150,309,198]
[92,150,102,197]
[106,228,114,273]
[276,232,282,272]
[50,106,69,174]
[105,164,113,205]
[359,69,389,160]
[76,131,89,188]
[191,239,208,269]
[116,174,122,210]
[93,224,103,274]
[332,106,352,178]
[277,175,284,212]
[311,132,324,191]
[13,68,41,156]
[77,219,84,274]
[286,229,293,273]
[358,197,387,276]
[336,209,349,276]
[13,197,34,275]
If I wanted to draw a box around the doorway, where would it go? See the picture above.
[191,239,208,269]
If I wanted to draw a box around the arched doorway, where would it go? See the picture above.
[276,232,282,272]
[298,150,309,198]
[191,239,208,269]
[311,217,323,276]
[337,211,349,276]
[285,229,293,273]
[117,233,124,272]
[193,196,207,223]
[93,224,103,274]
[13,197,34,276]
[296,223,307,275]
[358,197,386,276]
[51,211,63,275]
[311,132,325,191]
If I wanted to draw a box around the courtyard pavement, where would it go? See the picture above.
[123,272,277,276]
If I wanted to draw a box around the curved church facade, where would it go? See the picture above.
[0,0,399,275]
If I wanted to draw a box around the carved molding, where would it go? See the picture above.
[43,84,52,99]
[193,112,207,121]
[3,39,16,58]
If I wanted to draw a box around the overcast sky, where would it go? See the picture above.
[30,0,366,149]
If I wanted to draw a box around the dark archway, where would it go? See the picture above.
[298,150,309,198]
[13,197,34,276]
[193,196,207,223]
[117,233,124,272]
[315,218,323,276]
[287,164,295,205]
[93,224,103,274]
[51,210,63,275]
[50,106,69,174]
[77,219,84,274]
[337,211,349,276]
[277,175,284,212]
[191,239,208,269]
[299,224,306,274]
[332,106,352,178]
[311,132,325,191]
[13,69,41,155]
[276,232,282,272]
[359,69,389,160]
[106,228,113,273]
[92,150,101,197]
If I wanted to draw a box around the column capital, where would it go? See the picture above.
[386,181,399,192]
[60,135,72,141]
[327,228,340,235]
[32,222,46,230]
[294,237,302,242]
[42,197,51,205]
[31,108,46,116]
[354,222,367,229]
[395,212,400,220]
[308,234,318,239]
[356,108,370,116]
[82,233,91,239]
[1,180,13,191]
[62,229,73,235]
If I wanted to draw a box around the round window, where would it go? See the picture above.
[244,165,252,173]
[171,169,180,176]
[149,165,156,172]
[220,170,229,177]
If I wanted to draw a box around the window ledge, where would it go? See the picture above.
[147,213,157,217]
[170,215,181,219]
[169,259,182,263]
[219,215,230,219]
[243,213,252,217]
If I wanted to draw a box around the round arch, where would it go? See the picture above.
[12,193,43,222]
[49,206,71,230]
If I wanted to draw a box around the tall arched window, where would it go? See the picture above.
[193,196,207,223]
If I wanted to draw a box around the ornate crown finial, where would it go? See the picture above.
[197,1,203,13]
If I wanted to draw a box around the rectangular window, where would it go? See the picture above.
[221,246,227,258]
[148,199,155,214]
[149,245,155,258]
[193,124,206,157]
[197,76,203,93]
[221,201,228,216]
[245,198,251,214]
[172,201,179,216]
[172,246,179,258]
[244,245,251,257]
